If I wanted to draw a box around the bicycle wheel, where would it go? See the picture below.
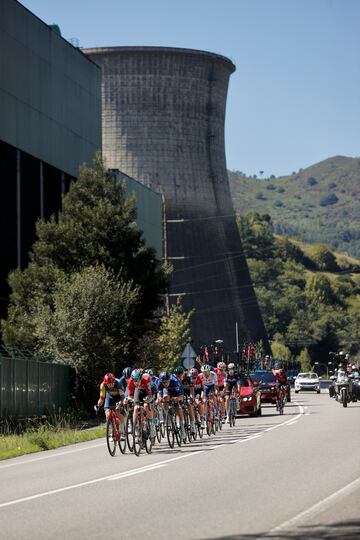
[106,418,117,457]
[126,415,134,453]
[197,421,204,439]
[133,415,142,456]
[174,414,182,447]
[156,421,162,444]
[144,423,153,454]
[218,410,223,431]
[166,412,175,448]
[206,416,211,436]
[184,409,191,442]
[118,423,126,454]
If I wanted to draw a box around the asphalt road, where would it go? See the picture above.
[1,391,359,540]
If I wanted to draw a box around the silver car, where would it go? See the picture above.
[294,372,321,393]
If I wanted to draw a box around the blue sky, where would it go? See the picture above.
[20,0,360,177]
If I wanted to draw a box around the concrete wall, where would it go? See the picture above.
[112,169,163,258]
[0,0,101,177]
[83,46,270,352]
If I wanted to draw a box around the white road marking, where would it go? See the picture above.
[0,402,305,508]
[261,476,360,537]
[0,451,205,509]
[0,441,104,469]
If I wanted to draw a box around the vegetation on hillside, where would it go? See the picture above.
[230,156,360,258]
[237,210,360,365]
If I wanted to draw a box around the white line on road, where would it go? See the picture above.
[0,451,205,509]
[0,441,104,469]
[260,475,360,537]
[0,403,305,508]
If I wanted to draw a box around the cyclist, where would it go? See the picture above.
[96,373,126,440]
[127,369,155,439]
[224,363,240,423]
[199,364,218,423]
[214,361,227,422]
[175,365,197,436]
[118,366,132,395]
[189,367,206,428]
[272,368,288,405]
[157,370,187,442]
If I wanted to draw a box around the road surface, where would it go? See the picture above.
[0,391,359,539]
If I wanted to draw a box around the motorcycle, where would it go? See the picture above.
[335,374,351,408]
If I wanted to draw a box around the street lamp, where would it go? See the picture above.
[314,362,329,378]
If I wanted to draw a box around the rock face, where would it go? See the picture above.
[83,46,269,353]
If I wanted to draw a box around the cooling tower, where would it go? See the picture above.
[83,46,269,353]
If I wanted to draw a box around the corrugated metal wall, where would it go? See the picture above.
[0,356,71,417]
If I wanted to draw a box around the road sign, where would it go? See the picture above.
[181,343,196,359]
[181,343,197,370]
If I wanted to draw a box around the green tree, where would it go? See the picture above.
[308,244,339,272]
[2,153,169,348]
[157,298,194,372]
[33,265,139,387]
[305,274,335,305]
[271,340,292,363]
[237,210,275,260]
[297,348,312,371]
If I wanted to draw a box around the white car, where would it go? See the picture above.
[294,372,321,393]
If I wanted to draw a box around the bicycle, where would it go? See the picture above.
[228,392,238,427]
[276,386,286,415]
[125,400,134,452]
[166,398,182,448]
[194,402,204,439]
[205,396,216,436]
[101,404,126,456]
[132,400,153,456]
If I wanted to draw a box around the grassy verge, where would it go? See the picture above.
[0,425,105,461]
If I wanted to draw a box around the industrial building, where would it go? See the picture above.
[0,1,163,321]
[83,46,270,352]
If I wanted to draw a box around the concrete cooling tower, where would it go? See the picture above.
[83,46,269,354]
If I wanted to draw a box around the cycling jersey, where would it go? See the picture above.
[181,375,193,396]
[214,368,225,387]
[272,370,288,386]
[117,375,129,395]
[199,371,218,387]
[99,379,124,409]
[127,373,152,397]
[157,374,184,398]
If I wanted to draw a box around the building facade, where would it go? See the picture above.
[0,0,102,317]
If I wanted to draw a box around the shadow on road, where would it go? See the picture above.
[197,519,360,540]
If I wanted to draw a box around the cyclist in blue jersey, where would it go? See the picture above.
[157,371,187,442]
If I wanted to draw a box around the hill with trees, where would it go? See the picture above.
[229,156,360,258]
[236,210,360,365]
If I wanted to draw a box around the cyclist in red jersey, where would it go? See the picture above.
[272,368,288,402]
[127,369,155,438]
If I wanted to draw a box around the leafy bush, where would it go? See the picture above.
[255,192,267,200]
[320,193,338,206]
[307,177,318,186]
[328,182,337,189]
[266,184,276,190]
[277,187,285,193]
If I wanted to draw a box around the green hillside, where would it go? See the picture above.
[229,156,360,258]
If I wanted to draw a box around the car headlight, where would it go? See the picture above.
[242,395,253,402]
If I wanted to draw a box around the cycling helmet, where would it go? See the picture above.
[144,368,153,376]
[188,368,198,379]
[104,373,115,385]
[174,366,185,375]
[131,369,142,381]
[217,361,226,370]
[228,363,235,370]
[279,369,285,376]
[201,364,211,372]
[122,367,132,379]
[159,371,171,383]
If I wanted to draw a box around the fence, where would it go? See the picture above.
[0,346,71,417]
